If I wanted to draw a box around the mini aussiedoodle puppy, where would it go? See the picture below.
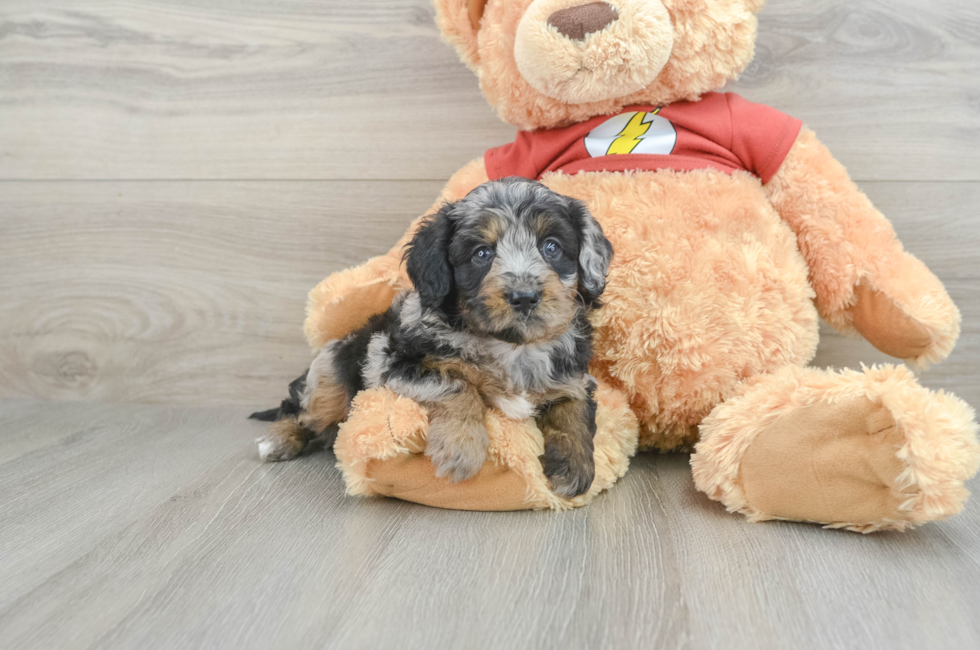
[253,178,613,497]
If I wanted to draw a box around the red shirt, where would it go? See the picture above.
[485,92,802,184]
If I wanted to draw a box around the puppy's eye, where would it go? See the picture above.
[541,239,563,260]
[472,246,494,265]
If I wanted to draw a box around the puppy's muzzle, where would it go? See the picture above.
[506,289,543,315]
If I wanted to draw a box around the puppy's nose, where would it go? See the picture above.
[506,289,542,314]
[548,2,619,41]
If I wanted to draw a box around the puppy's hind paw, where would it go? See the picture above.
[256,418,309,462]
[255,417,311,462]
[256,435,304,462]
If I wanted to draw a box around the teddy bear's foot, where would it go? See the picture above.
[691,365,979,532]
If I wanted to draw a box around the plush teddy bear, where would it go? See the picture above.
[301,0,979,531]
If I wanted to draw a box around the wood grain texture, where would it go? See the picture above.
[0,180,442,404]
[2,180,977,407]
[1,0,978,181]
[1,1,979,648]
[0,400,978,650]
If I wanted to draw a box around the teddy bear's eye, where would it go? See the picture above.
[472,246,495,265]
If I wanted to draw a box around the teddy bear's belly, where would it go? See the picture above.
[542,169,820,451]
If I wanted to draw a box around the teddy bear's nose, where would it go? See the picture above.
[548,2,619,41]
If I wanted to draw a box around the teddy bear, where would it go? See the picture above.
[298,0,979,531]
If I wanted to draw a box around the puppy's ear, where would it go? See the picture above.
[570,200,613,302]
[405,204,455,310]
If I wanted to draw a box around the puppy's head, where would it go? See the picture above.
[405,178,613,343]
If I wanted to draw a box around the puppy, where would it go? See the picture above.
[253,178,613,497]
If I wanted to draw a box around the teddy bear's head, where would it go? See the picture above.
[435,0,765,130]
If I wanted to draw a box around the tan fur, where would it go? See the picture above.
[470,251,578,342]
[544,168,819,450]
[850,282,932,361]
[302,379,350,431]
[466,0,488,31]
[425,357,509,406]
[692,365,980,532]
[534,274,577,332]
[479,215,506,243]
[334,381,638,510]
[514,0,675,104]
[423,382,490,482]
[436,0,762,130]
[473,272,518,332]
[258,418,309,462]
[764,128,960,368]
[297,1,979,526]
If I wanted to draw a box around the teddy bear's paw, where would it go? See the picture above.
[848,265,960,368]
[540,442,596,498]
[425,418,489,483]
[692,365,980,532]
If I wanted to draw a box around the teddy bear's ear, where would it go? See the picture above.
[744,0,767,12]
[434,0,488,69]
[466,0,489,30]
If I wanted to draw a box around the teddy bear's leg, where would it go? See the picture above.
[691,365,979,532]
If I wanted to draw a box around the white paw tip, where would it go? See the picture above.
[257,440,275,460]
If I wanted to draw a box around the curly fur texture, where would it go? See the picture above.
[764,129,961,368]
[542,168,819,450]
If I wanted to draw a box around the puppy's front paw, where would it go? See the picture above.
[541,444,595,498]
[425,419,489,483]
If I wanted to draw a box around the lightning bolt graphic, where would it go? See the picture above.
[607,111,657,155]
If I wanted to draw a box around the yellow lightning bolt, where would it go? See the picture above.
[607,111,655,155]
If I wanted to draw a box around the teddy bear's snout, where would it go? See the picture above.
[547,2,619,41]
[515,0,675,105]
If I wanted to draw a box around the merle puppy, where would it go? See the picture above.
[254,178,613,497]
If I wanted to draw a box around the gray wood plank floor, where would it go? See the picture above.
[1,0,978,181]
[2,181,977,407]
[1,400,978,650]
[1,0,979,648]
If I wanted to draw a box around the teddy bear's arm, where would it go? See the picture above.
[763,128,959,366]
[303,157,490,348]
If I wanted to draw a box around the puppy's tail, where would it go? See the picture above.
[251,371,341,459]
[248,407,283,421]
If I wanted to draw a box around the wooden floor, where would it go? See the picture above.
[1,1,979,648]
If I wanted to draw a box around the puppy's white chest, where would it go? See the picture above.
[492,393,536,421]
